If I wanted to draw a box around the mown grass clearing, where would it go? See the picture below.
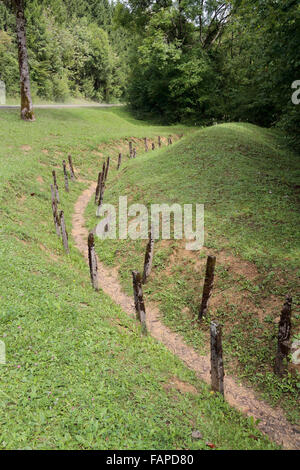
[0,108,278,449]
[85,122,300,425]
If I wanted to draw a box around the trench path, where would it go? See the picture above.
[72,182,300,450]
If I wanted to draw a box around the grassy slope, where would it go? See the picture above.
[0,108,276,450]
[85,122,300,423]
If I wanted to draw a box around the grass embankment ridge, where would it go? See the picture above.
[0,108,277,449]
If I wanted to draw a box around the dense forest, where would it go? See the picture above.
[0,0,299,145]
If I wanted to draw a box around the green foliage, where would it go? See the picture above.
[124,0,300,143]
[0,0,128,103]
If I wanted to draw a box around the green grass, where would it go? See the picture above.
[0,108,277,449]
[85,122,300,424]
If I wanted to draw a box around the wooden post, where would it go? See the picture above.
[117,153,122,170]
[210,322,224,395]
[95,172,102,205]
[88,232,99,291]
[98,172,105,208]
[133,148,137,158]
[152,143,155,151]
[52,170,60,203]
[144,138,148,152]
[132,271,147,335]
[129,141,133,158]
[62,160,69,192]
[274,295,292,377]
[68,155,76,180]
[59,210,69,254]
[142,227,154,284]
[199,255,216,320]
[102,161,106,183]
[50,184,60,236]
[104,156,110,182]
[158,136,161,148]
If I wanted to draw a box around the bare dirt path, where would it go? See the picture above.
[72,182,300,450]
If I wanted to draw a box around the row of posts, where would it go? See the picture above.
[50,155,76,254]
[50,136,292,399]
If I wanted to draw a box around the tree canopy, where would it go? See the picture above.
[0,0,299,143]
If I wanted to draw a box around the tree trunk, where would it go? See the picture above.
[15,1,35,121]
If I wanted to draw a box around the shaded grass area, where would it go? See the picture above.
[0,108,276,449]
[85,122,300,424]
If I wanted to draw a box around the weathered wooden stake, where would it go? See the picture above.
[132,270,147,335]
[152,143,155,151]
[68,154,76,180]
[59,210,69,254]
[129,141,133,158]
[104,156,110,182]
[117,153,122,170]
[133,148,137,158]
[144,138,148,152]
[52,170,60,203]
[142,227,154,284]
[98,172,105,208]
[50,184,61,236]
[274,295,292,377]
[88,232,99,291]
[158,136,161,148]
[95,172,102,205]
[168,136,173,145]
[62,160,69,192]
[210,321,224,395]
[102,161,106,182]
[199,255,216,320]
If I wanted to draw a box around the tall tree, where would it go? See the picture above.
[3,0,35,120]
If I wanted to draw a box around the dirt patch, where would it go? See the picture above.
[21,145,32,152]
[42,149,49,154]
[163,377,198,395]
[165,240,258,280]
[19,238,30,245]
[217,250,258,280]
[181,306,194,320]
[167,243,208,274]
[18,195,27,204]
[210,287,242,310]
[39,243,59,262]
[36,176,44,184]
